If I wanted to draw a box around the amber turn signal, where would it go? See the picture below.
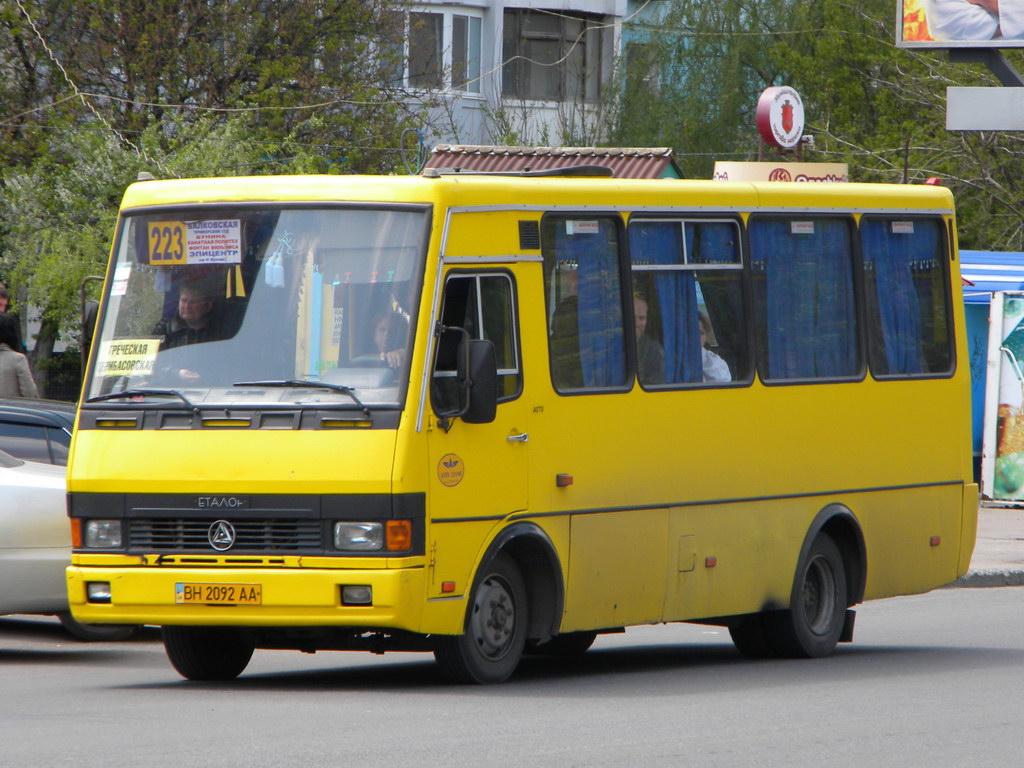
[386,520,412,551]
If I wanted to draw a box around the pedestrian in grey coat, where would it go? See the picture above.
[0,314,38,397]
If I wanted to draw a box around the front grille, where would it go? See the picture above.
[128,518,323,553]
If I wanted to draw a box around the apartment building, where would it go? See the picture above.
[391,2,631,146]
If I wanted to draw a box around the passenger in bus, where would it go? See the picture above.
[149,280,229,384]
[550,266,583,388]
[633,291,664,384]
[699,312,731,383]
[372,310,408,368]
[155,281,225,350]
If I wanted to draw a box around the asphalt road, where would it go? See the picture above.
[3,586,1023,768]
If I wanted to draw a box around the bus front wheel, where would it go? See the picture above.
[57,612,141,642]
[434,553,527,684]
[162,626,254,681]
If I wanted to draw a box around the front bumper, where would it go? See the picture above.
[66,563,429,630]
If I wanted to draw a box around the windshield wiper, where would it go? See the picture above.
[232,379,370,416]
[86,388,197,410]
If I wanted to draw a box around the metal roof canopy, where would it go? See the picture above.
[960,249,1024,304]
[421,144,683,179]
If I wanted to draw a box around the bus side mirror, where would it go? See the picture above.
[81,299,99,368]
[80,275,104,373]
[457,338,497,424]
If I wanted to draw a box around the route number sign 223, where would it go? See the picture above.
[149,221,186,264]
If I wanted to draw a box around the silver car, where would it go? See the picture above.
[0,449,135,640]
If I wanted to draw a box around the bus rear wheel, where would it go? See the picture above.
[730,533,848,659]
[728,614,776,658]
[162,626,254,681]
[434,553,527,684]
[768,533,848,658]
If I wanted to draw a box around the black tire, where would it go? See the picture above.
[728,614,777,658]
[765,533,848,658]
[162,626,254,681]
[526,631,597,656]
[57,613,141,642]
[434,553,527,684]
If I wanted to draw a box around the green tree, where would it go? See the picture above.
[0,0,421,394]
[0,116,320,394]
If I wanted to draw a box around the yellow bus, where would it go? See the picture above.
[66,171,977,683]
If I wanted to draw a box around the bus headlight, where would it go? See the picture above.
[333,522,383,551]
[84,519,123,548]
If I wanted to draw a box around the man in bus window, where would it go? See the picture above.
[634,291,664,384]
[372,309,408,368]
[156,280,224,350]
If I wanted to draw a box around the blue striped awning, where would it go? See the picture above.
[960,250,1024,304]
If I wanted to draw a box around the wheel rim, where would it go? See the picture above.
[802,555,838,636]
[469,573,517,660]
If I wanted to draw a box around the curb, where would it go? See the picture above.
[948,570,1024,588]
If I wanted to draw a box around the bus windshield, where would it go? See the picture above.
[85,205,428,409]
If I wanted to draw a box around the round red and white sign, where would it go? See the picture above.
[756,86,805,149]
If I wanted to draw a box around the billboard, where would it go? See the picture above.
[898,0,1024,47]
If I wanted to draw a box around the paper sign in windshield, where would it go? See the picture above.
[148,219,242,265]
[186,219,242,264]
[96,339,160,378]
[111,263,132,296]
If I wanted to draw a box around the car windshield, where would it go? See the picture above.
[85,205,428,409]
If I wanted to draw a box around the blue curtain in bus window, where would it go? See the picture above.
[690,222,738,266]
[749,218,857,379]
[562,221,626,387]
[861,219,929,374]
[629,222,701,383]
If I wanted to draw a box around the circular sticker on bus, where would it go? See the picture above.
[437,454,465,487]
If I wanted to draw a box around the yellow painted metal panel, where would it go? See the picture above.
[68,428,397,494]
[562,509,669,630]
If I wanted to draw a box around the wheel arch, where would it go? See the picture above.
[794,503,867,607]
[476,522,564,643]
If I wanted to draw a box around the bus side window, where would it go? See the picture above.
[628,218,748,386]
[861,216,952,377]
[749,216,859,381]
[542,216,628,392]
[431,272,521,415]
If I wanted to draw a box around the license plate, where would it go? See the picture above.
[175,582,262,605]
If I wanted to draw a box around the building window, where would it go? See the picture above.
[409,12,443,89]
[502,9,608,102]
[452,15,482,92]
[396,9,482,93]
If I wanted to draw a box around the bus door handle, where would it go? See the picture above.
[507,432,529,443]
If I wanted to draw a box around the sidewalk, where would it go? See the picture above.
[953,504,1024,587]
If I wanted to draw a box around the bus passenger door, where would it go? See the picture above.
[426,270,529,596]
